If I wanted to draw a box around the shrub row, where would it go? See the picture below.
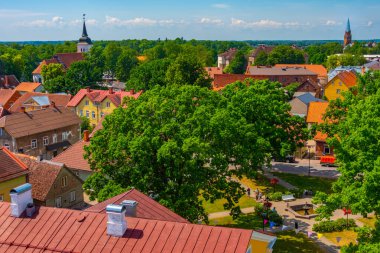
[313,218,357,232]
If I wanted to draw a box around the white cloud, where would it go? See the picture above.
[105,16,183,26]
[368,21,373,27]
[0,9,47,18]
[22,16,64,27]
[324,20,342,26]
[199,18,224,25]
[212,3,229,9]
[231,18,304,29]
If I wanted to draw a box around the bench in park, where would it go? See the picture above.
[282,194,295,202]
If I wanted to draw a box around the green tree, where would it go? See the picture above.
[103,43,122,79]
[254,51,268,66]
[84,81,307,222]
[41,63,65,82]
[126,58,172,90]
[43,75,67,93]
[224,50,247,74]
[165,55,211,88]
[267,46,305,65]
[65,61,102,93]
[115,50,139,81]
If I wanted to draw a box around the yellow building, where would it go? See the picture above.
[0,147,29,202]
[248,231,277,253]
[67,88,142,126]
[324,71,357,101]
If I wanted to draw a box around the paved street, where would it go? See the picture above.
[270,158,340,179]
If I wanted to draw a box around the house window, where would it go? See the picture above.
[52,134,57,144]
[324,145,330,155]
[336,89,341,94]
[85,100,89,106]
[31,139,37,149]
[0,128,3,136]
[339,81,342,86]
[0,194,3,202]
[43,136,49,146]
[86,111,89,118]
[100,112,104,118]
[106,102,111,108]
[79,110,83,117]
[61,176,67,187]
[92,111,95,119]
[62,132,69,141]
[70,191,76,202]
[55,196,62,208]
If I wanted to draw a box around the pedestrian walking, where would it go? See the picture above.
[247,188,251,196]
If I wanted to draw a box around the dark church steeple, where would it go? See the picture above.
[77,14,93,53]
[344,18,352,47]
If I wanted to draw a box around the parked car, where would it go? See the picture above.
[273,155,296,163]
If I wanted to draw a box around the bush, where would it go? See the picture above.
[252,202,283,226]
[313,218,357,232]
[268,192,283,201]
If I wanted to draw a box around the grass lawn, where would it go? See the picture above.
[322,229,357,246]
[358,216,377,228]
[209,213,265,230]
[201,194,256,214]
[239,175,288,193]
[272,172,335,194]
[274,231,325,253]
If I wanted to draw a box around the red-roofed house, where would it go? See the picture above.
[0,199,260,253]
[0,147,29,202]
[204,67,223,79]
[14,82,43,94]
[9,92,72,113]
[0,75,19,89]
[0,89,21,110]
[32,53,84,83]
[67,87,143,126]
[85,188,190,223]
[325,71,357,101]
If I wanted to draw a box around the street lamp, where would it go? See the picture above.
[307,145,311,176]
[343,207,352,228]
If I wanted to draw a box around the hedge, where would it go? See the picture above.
[313,218,357,232]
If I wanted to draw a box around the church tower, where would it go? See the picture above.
[344,18,352,47]
[77,14,93,53]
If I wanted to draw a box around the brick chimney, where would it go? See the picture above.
[20,107,26,113]
[86,87,91,93]
[130,89,135,95]
[83,130,90,142]
[109,87,114,94]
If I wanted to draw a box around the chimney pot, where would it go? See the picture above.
[20,107,26,113]
[130,89,135,95]
[109,87,114,94]
[86,87,91,93]
[121,200,138,217]
[106,204,127,237]
[10,183,33,218]
[83,130,90,142]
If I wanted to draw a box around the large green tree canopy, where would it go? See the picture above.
[84,80,307,222]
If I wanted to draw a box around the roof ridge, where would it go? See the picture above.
[0,147,28,170]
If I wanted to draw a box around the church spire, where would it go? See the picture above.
[82,14,89,37]
[346,18,351,32]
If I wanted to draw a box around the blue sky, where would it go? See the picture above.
[1,0,379,41]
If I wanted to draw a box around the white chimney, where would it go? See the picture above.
[10,183,33,217]
[106,204,127,237]
[121,200,138,217]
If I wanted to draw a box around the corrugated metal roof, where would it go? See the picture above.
[0,202,253,253]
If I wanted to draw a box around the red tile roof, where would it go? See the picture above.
[0,202,253,253]
[85,189,189,223]
[67,89,142,107]
[275,64,327,78]
[0,75,20,89]
[32,53,84,75]
[14,82,42,93]
[9,92,72,113]
[213,74,261,90]
[314,131,328,142]
[16,155,64,202]
[333,71,357,88]
[0,89,21,109]
[218,48,238,60]
[306,101,329,124]
[204,67,223,78]
[52,140,91,172]
[0,106,81,138]
[0,147,28,183]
